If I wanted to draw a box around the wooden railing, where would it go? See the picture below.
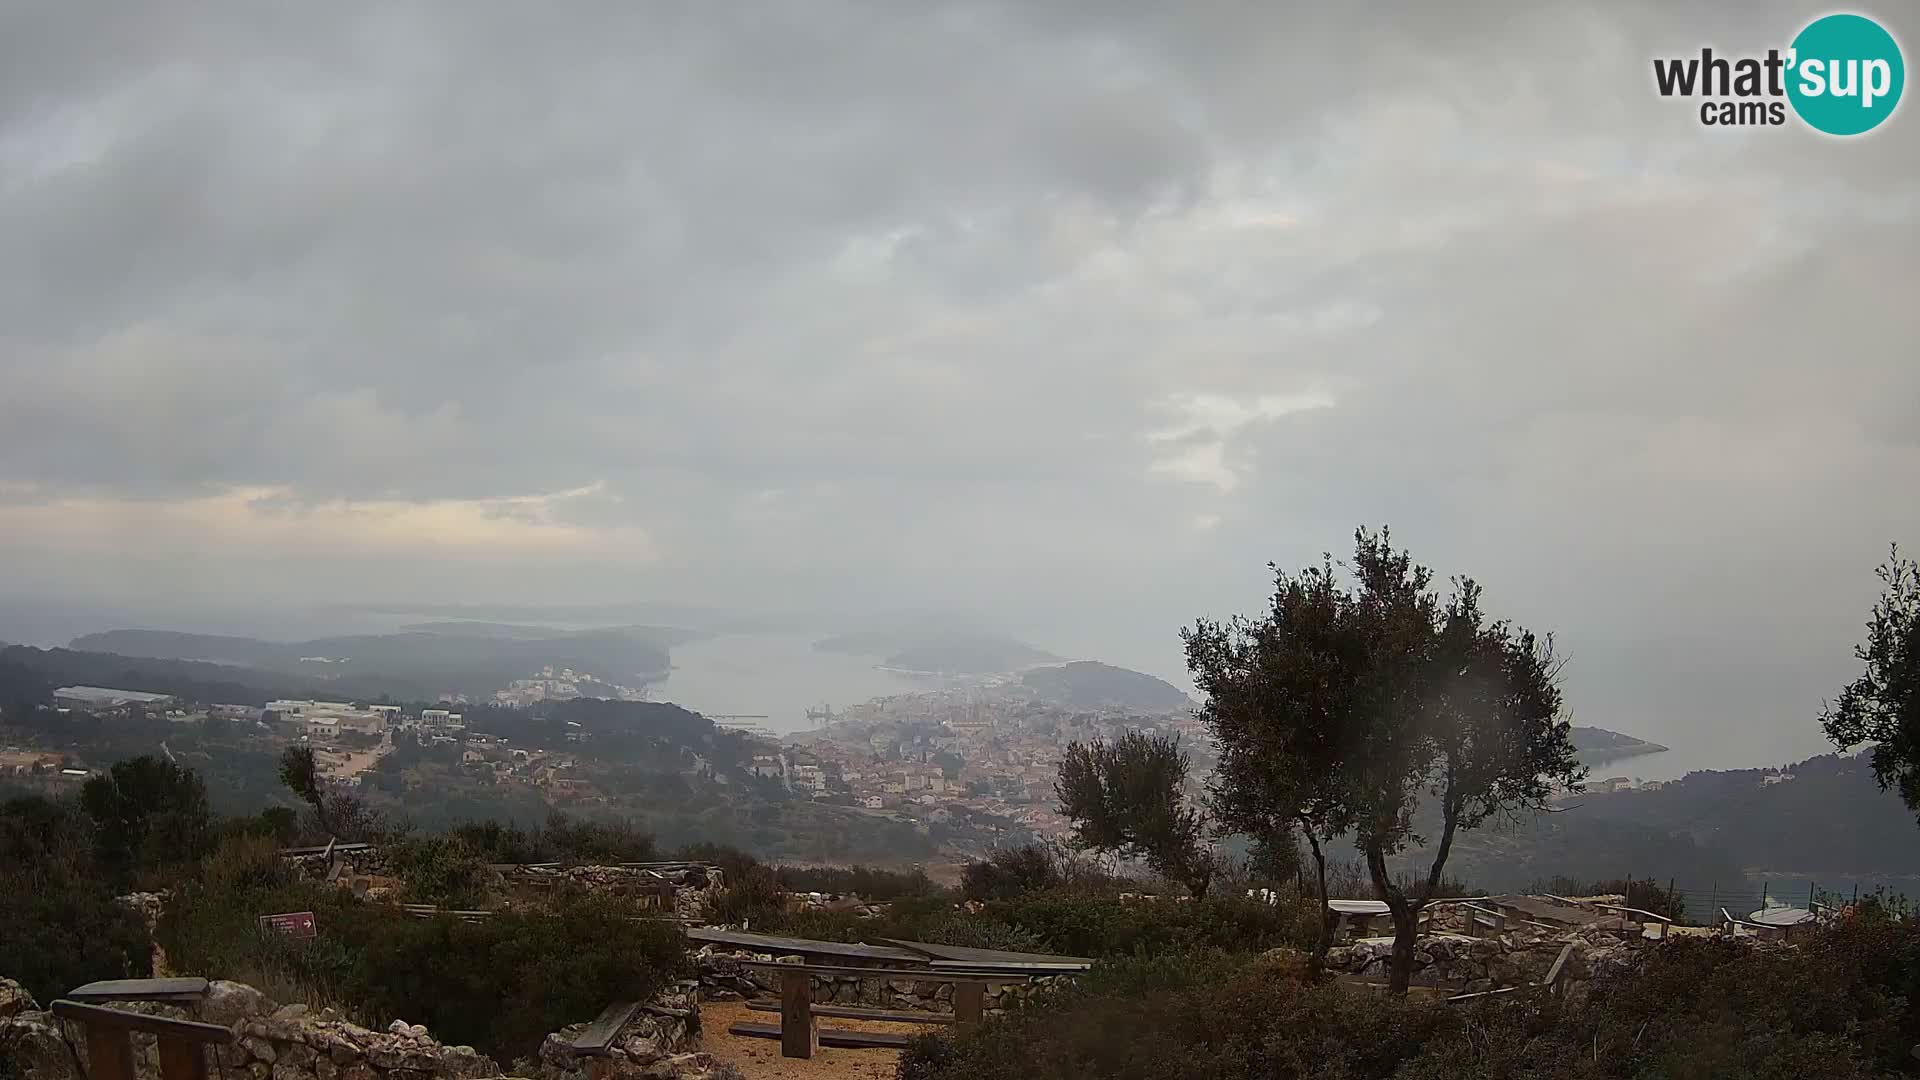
[50,1000,232,1080]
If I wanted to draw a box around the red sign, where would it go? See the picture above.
[259,912,317,939]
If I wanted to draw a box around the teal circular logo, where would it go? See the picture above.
[1787,14,1905,135]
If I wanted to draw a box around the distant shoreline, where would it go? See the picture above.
[1581,743,1668,766]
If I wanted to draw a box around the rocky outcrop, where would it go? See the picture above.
[0,980,82,1080]
[692,947,1072,1013]
[0,978,37,1019]
[0,1010,81,1080]
[116,892,170,933]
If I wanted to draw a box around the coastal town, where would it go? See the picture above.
[762,687,1211,845]
[3,665,1212,856]
[6,662,1675,864]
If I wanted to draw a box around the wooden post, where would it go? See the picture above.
[953,981,986,1029]
[780,968,814,1060]
[84,1025,137,1080]
[157,1036,209,1080]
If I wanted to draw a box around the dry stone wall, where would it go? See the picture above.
[1322,918,1657,1000]
[693,947,1072,1014]
[0,979,736,1080]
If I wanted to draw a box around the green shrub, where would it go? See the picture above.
[161,882,689,1062]
[0,867,152,1005]
[961,845,1061,901]
[452,812,657,864]
[386,834,494,908]
[775,864,940,900]
[898,919,1920,1080]
[348,895,688,1060]
[1071,949,1251,999]
[0,795,154,1003]
[154,867,368,1010]
[982,889,1307,958]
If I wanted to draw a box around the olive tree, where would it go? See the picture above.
[1055,730,1216,897]
[1821,544,1920,822]
[1192,529,1583,994]
[1185,554,1359,977]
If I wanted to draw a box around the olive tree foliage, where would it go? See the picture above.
[1055,730,1217,898]
[79,755,214,888]
[277,745,391,843]
[1185,554,1360,977]
[1821,544,1920,822]
[1190,529,1583,995]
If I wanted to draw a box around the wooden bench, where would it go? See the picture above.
[566,1000,641,1080]
[67,979,210,1006]
[729,962,1030,1059]
[51,1000,233,1080]
[746,1001,956,1024]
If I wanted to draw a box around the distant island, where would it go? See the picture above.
[1019,661,1192,713]
[814,629,1061,675]
[1569,726,1669,765]
[65,626,678,702]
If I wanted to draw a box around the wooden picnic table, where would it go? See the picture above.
[729,962,1032,1059]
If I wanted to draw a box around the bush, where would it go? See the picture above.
[0,868,153,1005]
[79,756,215,889]
[1530,875,1686,923]
[350,895,688,1061]
[960,843,1128,902]
[981,889,1308,958]
[0,795,154,1003]
[774,864,939,900]
[160,880,689,1062]
[154,864,368,1010]
[962,845,1061,901]
[899,918,1920,1080]
[450,812,657,865]
[387,834,494,908]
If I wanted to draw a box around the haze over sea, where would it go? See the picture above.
[0,597,1839,782]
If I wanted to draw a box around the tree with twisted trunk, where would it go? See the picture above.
[1188,528,1583,994]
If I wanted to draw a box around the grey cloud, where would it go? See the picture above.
[2,1,1917,759]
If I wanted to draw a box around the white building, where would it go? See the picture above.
[54,686,175,710]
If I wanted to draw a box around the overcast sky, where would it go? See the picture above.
[2,3,1915,764]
